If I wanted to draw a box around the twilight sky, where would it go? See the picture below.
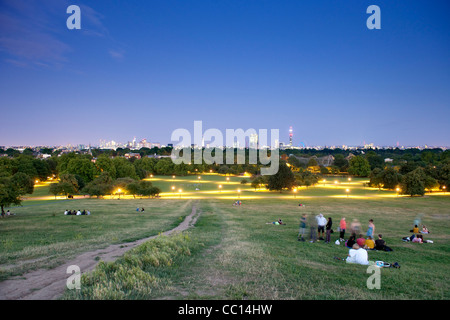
[0,0,449,147]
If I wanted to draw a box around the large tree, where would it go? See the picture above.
[401,168,427,197]
[82,172,114,198]
[266,162,296,192]
[348,155,371,177]
[0,173,33,215]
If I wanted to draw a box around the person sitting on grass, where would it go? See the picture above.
[345,235,356,248]
[345,244,369,265]
[364,236,375,250]
[375,234,393,251]
[410,225,419,234]
[356,234,366,247]
[421,225,430,234]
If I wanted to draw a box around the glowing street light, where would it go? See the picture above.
[293,188,297,198]
[443,186,447,193]
[171,186,175,196]
[396,187,400,197]
[178,189,182,198]
[334,180,339,188]
[237,189,241,199]
[172,175,176,179]
[345,188,350,198]
[218,185,222,192]
[226,177,230,183]
[117,188,122,199]
[348,177,352,182]
[198,176,201,180]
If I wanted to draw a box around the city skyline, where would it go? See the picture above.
[1,1,449,147]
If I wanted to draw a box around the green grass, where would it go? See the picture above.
[60,196,450,300]
[2,174,450,299]
[0,198,192,280]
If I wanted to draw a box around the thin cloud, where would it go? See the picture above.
[0,0,119,68]
[109,49,125,61]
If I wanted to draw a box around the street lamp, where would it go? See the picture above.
[198,176,201,180]
[334,180,338,188]
[443,186,447,193]
[172,186,175,196]
[219,185,222,192]
[396,187,400,197]
[293,188,297,198]
[117,188,122,200]
[178,189,182,198]
[237,189,241,199]
[226,177,230,183]
[346,188,350,198]
[172,175,176,179]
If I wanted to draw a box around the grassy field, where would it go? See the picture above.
[1,174,449,299]
[0,198,192,281]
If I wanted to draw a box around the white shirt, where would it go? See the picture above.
[316,215,327,226]
[346,248,369,265]
[76,211,81,215]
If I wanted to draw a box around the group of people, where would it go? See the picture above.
[296,213,397,265]
[64,209,90,216]
[402,224,432,243]
[0,210,14,217]
[136,207,145,212]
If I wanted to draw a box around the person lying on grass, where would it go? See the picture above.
[266,219,286,225]
[412,234,424,243]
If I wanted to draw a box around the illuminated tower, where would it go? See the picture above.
[289,126,293,147]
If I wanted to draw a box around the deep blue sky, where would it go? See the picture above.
[1,0,449,147]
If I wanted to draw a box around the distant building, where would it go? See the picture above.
[124,153,141,160]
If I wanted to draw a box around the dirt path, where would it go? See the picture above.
[0,204,201,300]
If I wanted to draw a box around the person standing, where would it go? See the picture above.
[366,219,375,238]
[308,214,318,243]
[325,217,333,244]
[339,217,346,241]
[298,214,307,242]
[316,213,327,240]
